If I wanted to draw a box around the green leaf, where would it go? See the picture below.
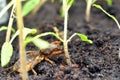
[0,26,8,32]
[106,0,112,6]
[25,37,50,50]
[32,38,50,50]
[1,42,13,67]
[77,33,93,44]
[23,28,37,39]
[10,27,37,43]
[0,26,15,33]
[67,0,74,10]
[22,0,40,16]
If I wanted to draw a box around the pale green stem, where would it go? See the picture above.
[16,0,28,80]
[85,0,92,22]
[6,2,16,42]
[34,32,63,42]
[67,33,77,43]
[0,0,14,18]
[93,4,120,30]
[99,6,120,30]
[63,0,71,65]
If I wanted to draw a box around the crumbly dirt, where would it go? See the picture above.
[0,0,120,80]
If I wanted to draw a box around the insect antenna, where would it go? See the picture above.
[0,66,13,74]
[6,69,16,77]
[0,66,17,77]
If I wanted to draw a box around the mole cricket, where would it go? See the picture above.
[1,41,63,75]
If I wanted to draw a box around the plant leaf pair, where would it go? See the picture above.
[1,28,93,67]
[61,0,74,17]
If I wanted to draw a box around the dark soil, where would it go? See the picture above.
[0,0,120,80]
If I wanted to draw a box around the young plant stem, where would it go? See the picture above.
[67,33,77,42]
[93,4,120,30]
[85,0,92,22]
[63,0,71,65]
[0,0,25,18]
[0,0,14,18]
[16,0,28,80]
[6,3,16,42]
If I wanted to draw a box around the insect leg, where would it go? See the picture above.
[29,56,44,75]
[50,50,63,56]
[31,68,37,76]
[44,57,56,65]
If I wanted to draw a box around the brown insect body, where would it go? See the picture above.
[13,51,42,73]
[13,41,63,75]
